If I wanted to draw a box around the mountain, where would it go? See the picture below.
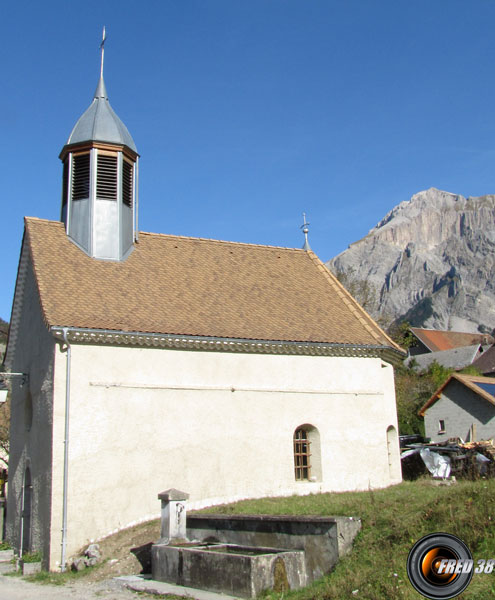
[327,188,495,333]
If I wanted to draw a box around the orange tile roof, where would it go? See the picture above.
[24,218,402,351]
[410,328,493,352]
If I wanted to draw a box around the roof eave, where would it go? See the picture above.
[59,140,139,162]
[50,326,406,364]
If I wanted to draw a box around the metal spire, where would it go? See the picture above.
[100,26,106,79]
[300,213,311,251]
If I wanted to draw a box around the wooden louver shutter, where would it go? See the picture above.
[72,154,90,201]
[122,160,133,208]
[96,154,118,200]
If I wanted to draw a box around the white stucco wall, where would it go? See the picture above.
[48,343,401,569]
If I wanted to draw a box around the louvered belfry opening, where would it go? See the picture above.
[72,153,91,200]
[122,159,133,208]
[96,154,118,201]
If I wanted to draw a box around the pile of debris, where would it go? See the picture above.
[400,437,495,481]
[71,543,102,572]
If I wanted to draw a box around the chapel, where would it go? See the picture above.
[4,50,404,570]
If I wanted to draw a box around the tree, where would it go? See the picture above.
[387,320,417,350]
[332,267,379,314]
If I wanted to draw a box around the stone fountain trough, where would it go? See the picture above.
[151,489,361,598]
[152,541,306,598]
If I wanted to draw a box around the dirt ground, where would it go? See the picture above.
[0,575,142,600]
[0,519,163,599]
[73,518,161,582]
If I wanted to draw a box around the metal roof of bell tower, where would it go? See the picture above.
[63,76,137,153]
[61,28,137,155]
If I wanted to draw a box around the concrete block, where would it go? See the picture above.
[0,549,14,561]
[21,560,41,575]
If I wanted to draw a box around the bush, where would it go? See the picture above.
[22,551,42,563]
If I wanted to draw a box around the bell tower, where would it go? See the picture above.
[59,31,139,261]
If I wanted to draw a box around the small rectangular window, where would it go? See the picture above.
[438,419,445,433]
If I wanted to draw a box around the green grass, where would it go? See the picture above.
[200,478,495,599]
[23,561,106,585]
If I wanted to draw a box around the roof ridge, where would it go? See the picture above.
[139,230,305,251]
[25,217,64,225]
[306,250,404,352]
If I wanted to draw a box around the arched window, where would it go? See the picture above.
[293,425,322,482]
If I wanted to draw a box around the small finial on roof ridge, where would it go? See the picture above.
[300,212,311,251]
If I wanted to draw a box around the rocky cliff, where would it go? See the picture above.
[327,188,495,333]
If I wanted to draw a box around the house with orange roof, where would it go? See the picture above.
[409,327,493,356]
[3,55,405,571]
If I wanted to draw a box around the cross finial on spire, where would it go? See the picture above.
[100,26,106,79]
[300,212,311,251]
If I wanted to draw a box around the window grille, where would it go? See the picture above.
[96,154,118,200]
[122,160,133,207]
[294,428,311,480]
[72,154,90,200]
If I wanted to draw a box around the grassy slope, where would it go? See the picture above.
[30,479,495,599]
[200,479,495,600]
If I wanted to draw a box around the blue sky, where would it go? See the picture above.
[2,0,495,321]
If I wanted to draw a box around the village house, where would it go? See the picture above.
[419,374,495,443]
[408,327,493,356]
[4,61,405,571]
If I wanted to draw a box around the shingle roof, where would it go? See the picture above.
[23,218,402,353]
[410,327,493,352]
